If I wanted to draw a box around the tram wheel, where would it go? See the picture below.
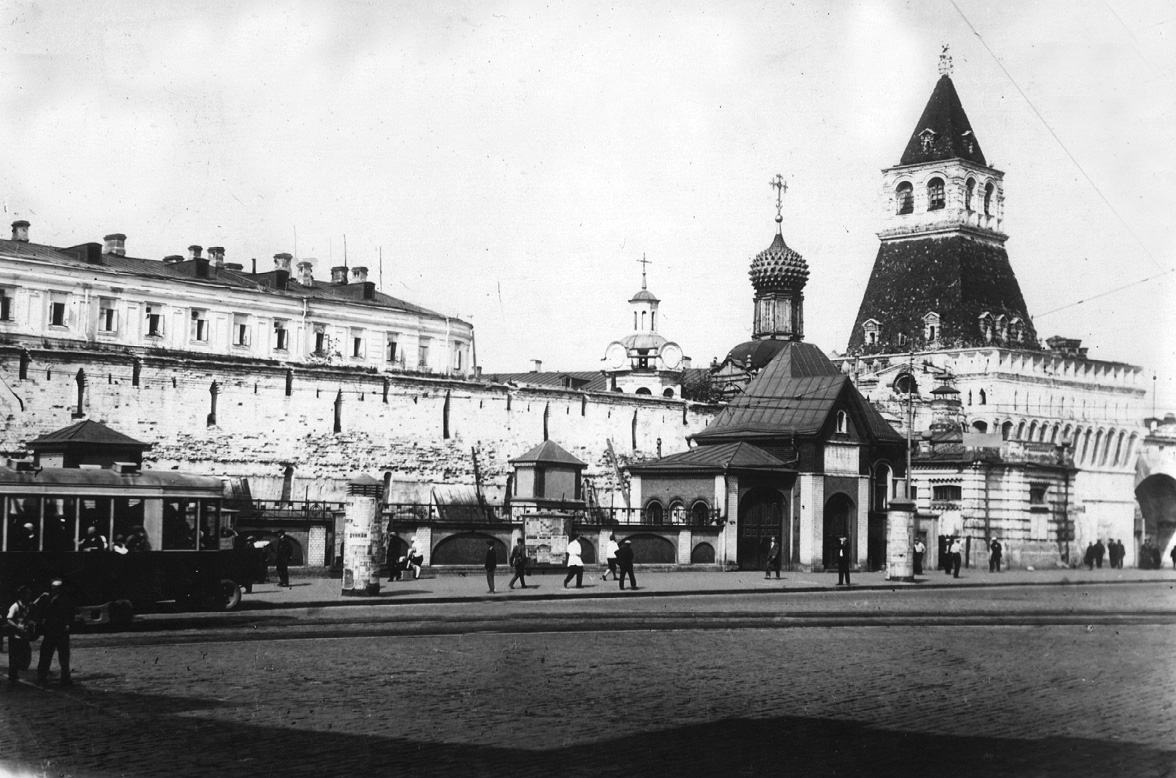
[109,599,134,626]
[219,580,243,612]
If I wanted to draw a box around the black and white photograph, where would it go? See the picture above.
[0,1,1174,776]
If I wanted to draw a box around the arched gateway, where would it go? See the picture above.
[739,488,785,571]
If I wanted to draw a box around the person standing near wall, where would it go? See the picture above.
[989,538,1003,573]
[836,536,851,586]
[6,586,35,686]
[35,580,72,686]
[765,536,782,580]
[563,533,584,589]
[949,536,963,578]
[913,538,926,575]
[275,531,293,587]
[484,541,498,594]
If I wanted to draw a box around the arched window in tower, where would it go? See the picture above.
[1010,318,1023,343]
[897,332,908,348]
[641,311,647,331]
[979,389,987,405]
[927,178,946,211]
[923,312,940,344]
[996,315,1008,342]
[651,310,656,331]
[896,182,914,215]
[965,178,976,211]
[1001,420,1013,440]
[979,312,994,343]
[633,311,638,330]
[836,411,848,435]
[894,372,918,396]
[984,182,995,215]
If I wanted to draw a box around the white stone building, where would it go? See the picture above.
[0,221,475,377]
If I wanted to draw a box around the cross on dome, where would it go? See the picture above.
[770,173,787,231]
[939,44,953,76]
[637,253,652,290]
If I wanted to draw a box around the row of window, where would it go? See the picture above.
[969,420,1138,469]
[895,177,995,216]
[0,288,465,370]
[862,312,1024,347]
[642,498,713,525]
[930,483,1048,506]
[3,495,222,552]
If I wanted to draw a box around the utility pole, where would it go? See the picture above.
[905,349,914,500]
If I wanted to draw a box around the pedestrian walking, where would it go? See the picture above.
[913,538,925,575]
[764,536,782,580]
[484,541,498,593]
[508,538,529,589]
[34,580,72,686]
[275,530,293,587]
[563,533,584,589]
[617,539,637,590]
[1170,544,1176,570]
[989,538,1003,572]
[1084,541,1095,571]
[949,536,963,578]
[407,536,424,580]
[600,534,620,581]
[1094,539,1106,569]
[836,536,851,586]
[6,586,35,686]
[386,537,404,582]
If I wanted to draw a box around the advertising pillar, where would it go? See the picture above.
[342,474,384,596]
[887,499,916,582]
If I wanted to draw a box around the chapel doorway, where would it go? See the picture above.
[822,492,856,569]
[738,488,785,571]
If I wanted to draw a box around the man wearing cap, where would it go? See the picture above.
[616,539,637,590]
[13,523,37,552]
[35,580,73,686]
[836,536,851,586]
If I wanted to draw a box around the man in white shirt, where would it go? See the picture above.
[913,538,926,575]
[563,533,585,589]
[407,537,424,580]
[949,536,963,578]
[601,534,620,581]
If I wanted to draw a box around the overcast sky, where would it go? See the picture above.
[2,0,1174,410]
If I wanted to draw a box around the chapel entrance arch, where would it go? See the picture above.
[822,492,856,569]
[1135,473,1176,560]
[738,488,786,571]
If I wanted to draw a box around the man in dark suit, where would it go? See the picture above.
[275,531,293,587]
[836,536,851,586]
[617,539,637,590]
[989,538,1003,572]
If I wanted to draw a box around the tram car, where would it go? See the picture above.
[0,458,253,623]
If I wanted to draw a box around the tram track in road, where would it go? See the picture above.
[70,607,1176,647]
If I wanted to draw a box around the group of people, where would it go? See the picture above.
[1138,538,1176,569]
[5,522,152,553]
[475,532,638,593]
[1082,538,1127,570]
[5,580,73,687]
[386,536,424,582]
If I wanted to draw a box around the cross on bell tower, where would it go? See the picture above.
[637,253,652,290]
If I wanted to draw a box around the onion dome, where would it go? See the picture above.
[748,232,809,295]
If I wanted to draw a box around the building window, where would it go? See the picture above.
[862,319,880,347]
[979,389,987,405]
[932,484,962,502]
[49,299,67,327]
[894,373,918,395]
[897,332,907,348]
[896,182,914,215]
[351,328,365,359]
[273,320,289,351]
[690,500,711,525]
[996,315,1008,342]
[984,182,994,215]
[233,314,251,347]
[836,410,848,434]
[923,312,940,343]
[979,313,994,343]
[99,299,117,333]
[669,499,686,525]
[386,335,399,363]
[190,310,208,342]
[927,178,945,211]
[0,289,11,322]
[965,178,975,211]
[145,305,164,337]
[644,500,664,526]
[418,338,431,370]
[453,343,463,371]
[313,325,328,356]
[1009,318,1023,343]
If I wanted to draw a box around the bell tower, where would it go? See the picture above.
[749,173,809,342]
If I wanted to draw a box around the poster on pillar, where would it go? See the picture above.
[524,514,572,565]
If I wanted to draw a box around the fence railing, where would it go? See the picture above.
[382,502,724,528]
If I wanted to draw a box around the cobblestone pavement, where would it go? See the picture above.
[1,587,1174,778]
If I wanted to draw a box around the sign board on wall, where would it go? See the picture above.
[523,513,572,565]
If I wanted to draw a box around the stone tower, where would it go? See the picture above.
[846,56,1038,355]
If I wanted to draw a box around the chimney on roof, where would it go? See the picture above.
[275,269,289,291]
[296,258,316,286]
[11,221,29,242]
[225,262,244,271]
[351,266,369,283]
[331,265,349,285]
[531,359,543,373]
[103,233,126,256]
[163,255,184,264]
[188,245,203,261]
[195,256,210,279]
[362,281,376,300]
[274,253,293,272]
[207,247,225,267]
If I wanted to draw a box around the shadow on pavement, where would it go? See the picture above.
[5,688,1171,778]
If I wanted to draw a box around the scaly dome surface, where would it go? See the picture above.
[748,232,809,294]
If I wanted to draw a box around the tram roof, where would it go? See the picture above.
[0,465,224,493]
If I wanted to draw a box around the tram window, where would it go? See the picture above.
[113,498,145,549]
[162,499,198,550]
[6,496,41,551]
[80,498,113,548]
[43,497,78,552]
[199,500,220,550]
